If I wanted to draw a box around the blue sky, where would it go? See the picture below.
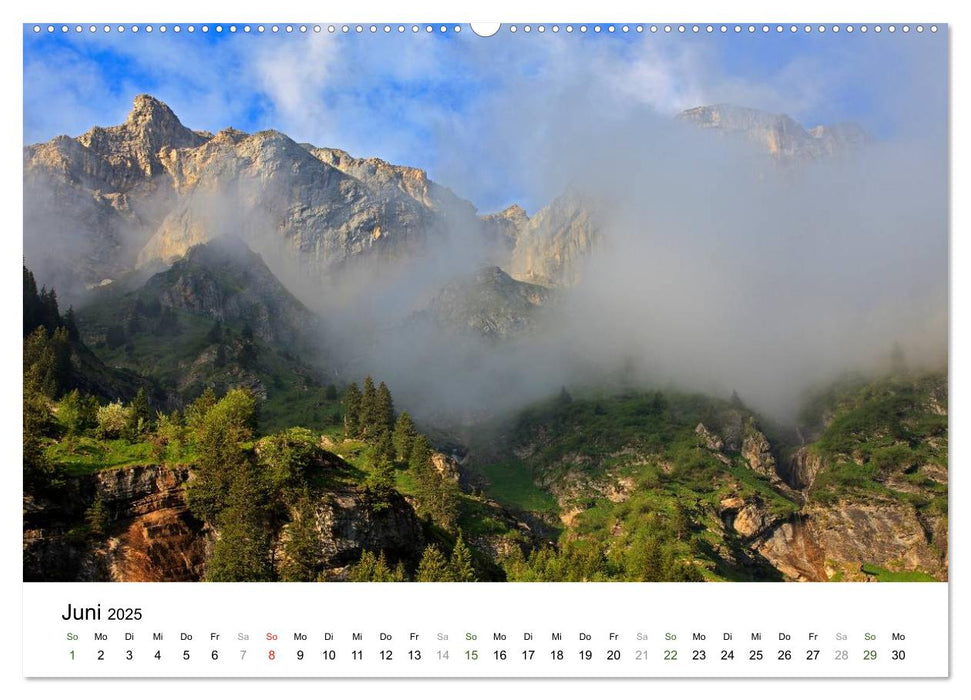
[23,24,947,212]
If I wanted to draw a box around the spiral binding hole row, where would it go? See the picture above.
[30,24,940,35]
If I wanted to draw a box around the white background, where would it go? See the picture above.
[2,0,966,698]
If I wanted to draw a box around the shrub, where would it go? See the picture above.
[96,401,132,440]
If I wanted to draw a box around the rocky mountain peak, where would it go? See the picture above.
[424,264,551,340]
[137,235,318,347]
[127,94,181,129]
[74,94,208,180]
[475,265,513,285]
[677,103,868,160]
[679,104,796,132]
[496,203,529,222]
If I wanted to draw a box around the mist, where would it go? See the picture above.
[22,29,948,428]
[318,118,945,426]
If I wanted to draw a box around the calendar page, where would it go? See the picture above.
[20,4,951,686]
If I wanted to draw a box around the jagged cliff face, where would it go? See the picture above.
[302,485,425,577]
[137,127,446,272]
[24,96,199,294]
[481,107,868,289]
[480,194,600,288]
[26,95,869,302]
[677,104,869,160]
[491,371,946,582]
[306,145,476,217]
[707,373,948,581]
[24,461,426,582]
[23,465,212,582]
[139,237,317,347]
[24,95,476,298]
[422,266,552,339]
[756,500,946,582]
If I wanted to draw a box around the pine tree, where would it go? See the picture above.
[409,434,432,472]
[348,551,380,581]
[24,326,71,398]
[343,382,362,438]
[359,376,377,437]
[38,286,60,332]
[186,388,258,523]
[393,411,416,463]
[432,478,461,532]
[63,307,80,341]
[409,435,459,530]
[239,324,257,369]
[259,427,321,493]
[206,320,223,344]
[85,495,110,539]
[375,431,396,466]
[186,386,218,433]
[23,386,55,493]
[280,498,321,582]
[410,434,437,521]
[349,551,406,582]
[416,545,452,582]
[449,531,476,582]
[393,561,407,582]
[127,387,152,437]
[365,441,397,508]
[205,461,274,582]
[57,389,97,437]
[672,503,692,541]
[23,265,39,336]
[374,381,395,435]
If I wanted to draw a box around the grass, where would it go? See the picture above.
[458,496,520,537]
[474,459,558,514]
[726,461,800,518]
[47,437,169,476]
[807,372,948,511]
[860,563,937,582]
[259,387,342,434]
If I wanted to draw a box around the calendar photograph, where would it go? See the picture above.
[22,22,947,587]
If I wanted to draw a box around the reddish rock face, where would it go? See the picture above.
[24,465,213,582]
[24,461,428,582]
[108,506,213,582]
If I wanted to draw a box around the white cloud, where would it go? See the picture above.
[251,35,341,144]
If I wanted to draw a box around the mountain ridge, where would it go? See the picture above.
[25,95,869,299]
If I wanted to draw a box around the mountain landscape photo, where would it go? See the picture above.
[22,28,947,583]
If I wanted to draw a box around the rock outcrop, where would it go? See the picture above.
[24,95,478,300]
[783,446,825,491]
[309,486,425,577]
[24,462,428,582]
[26,97,870,302]
[140,236,318,347]
[422,265,551,339]
[484,193,600,288]
[431,452,462,483]
[755,501,947,582]
[741,418,777,479]
[23,465,212,582]
[677,104,869,161]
